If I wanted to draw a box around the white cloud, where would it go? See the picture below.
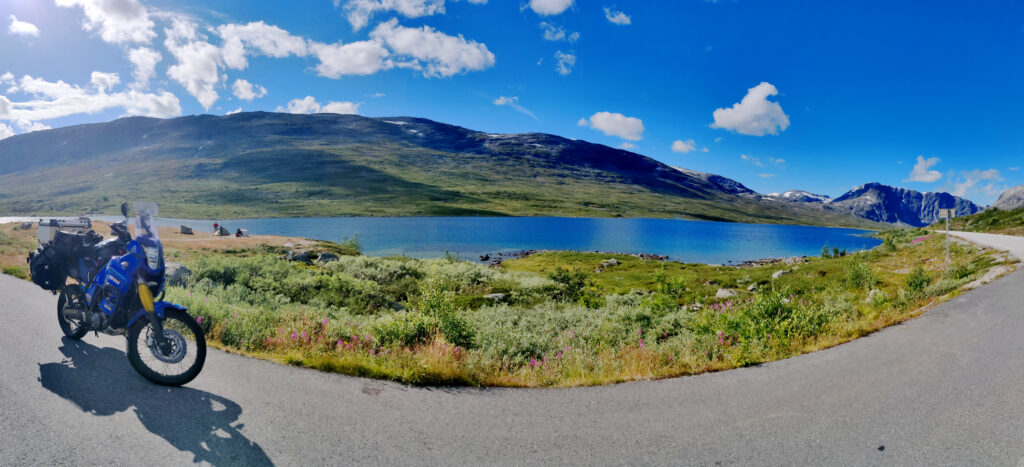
[311,40,392,78]
[768,157,784,165]
[758,173,775,178]
[603,8,630,25]
[231,79,267,101]
[740,154,764,167]
[0,74,180,122]
[275,96,360,115]
[529,0,573,15]
[951,169,1001,197]
[554,50,575,75]
[579,111,644,141]
[127,47,161,90]
[710,81,790,136]
[163,19,223,109]
[619,142,636,149]
[226,107,242,115]
[371,92,386,98]
[16,120,51,133]
[493,95,538,121]
[702,147,709,153]
[671,139,696,153]
[0,123,14,140]
[322,101,361,114]
[341,0,446,31]
[906,155,942,183]
[277,96,322,114]
[713,136,722,142]
[218,21,310,70]
[0,72,13,84]
[370,18,495,77]
[8,15,40,37]
[540,22,577,42]
[90,71,120,93]
[55,0,155,44]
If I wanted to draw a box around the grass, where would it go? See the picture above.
[0,222,1015,387]
[936,206,1024,236]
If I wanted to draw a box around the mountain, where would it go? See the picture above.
[829,182,980,227]
[0,112,876,227]
[672,167,756,196]
[992,185,1024,211]
[766,190,832,204]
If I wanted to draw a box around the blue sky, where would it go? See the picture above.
[2,0,1022,205]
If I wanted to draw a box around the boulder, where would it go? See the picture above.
[865,289,885,304]
[318,252,340,263]
[715,288,738,299]
[285,250,313,263]
[772,270,789,280]
[483,293,506,301]
[747,283,759,292]
[165,262,193,287]
[601,258,619,267]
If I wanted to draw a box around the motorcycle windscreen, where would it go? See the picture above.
[132,202,163,271]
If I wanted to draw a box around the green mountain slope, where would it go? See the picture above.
[0,112,876,227]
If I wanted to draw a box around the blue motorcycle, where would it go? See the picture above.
[51,202,206,386]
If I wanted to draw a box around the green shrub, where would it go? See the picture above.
[943,262,974,280]
[844,261,877,290]
[821,244,832,258]
[548,268,589,303]
[2,266,26,279]
[905,267,932,296]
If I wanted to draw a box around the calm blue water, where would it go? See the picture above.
[120,216,879,264]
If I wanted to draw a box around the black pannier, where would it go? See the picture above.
[28,230,108,291]
[28,244,68,291]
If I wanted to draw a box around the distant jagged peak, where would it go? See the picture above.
[766,190,832,203]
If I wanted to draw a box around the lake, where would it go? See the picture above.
[112,216,879,264]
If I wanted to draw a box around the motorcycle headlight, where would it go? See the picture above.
[143,246,161,270]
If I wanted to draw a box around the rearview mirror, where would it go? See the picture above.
[120,202,128,218]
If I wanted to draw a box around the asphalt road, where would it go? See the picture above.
[2,231,1024,466]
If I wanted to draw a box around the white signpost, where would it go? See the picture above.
[939,209,955,263]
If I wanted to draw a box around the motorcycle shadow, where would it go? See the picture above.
[37,337,272,467]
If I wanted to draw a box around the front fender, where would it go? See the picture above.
[126,301,187,328]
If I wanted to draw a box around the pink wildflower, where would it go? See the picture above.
[196,316,202,324]
[291,332,297,340]
[322,318,328,326]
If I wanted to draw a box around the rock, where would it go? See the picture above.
[285,250,312,263]
[479,254,491,262]
[601,258,619,267]
[866,289,885,304]
[318,252,340,263]
[772,270,789,280]
[483,293,506,301]
[716,288,738,299]
[781,256,803,265]
[747,283,759,292]
[19,221,33,230]
[165,262,192,287]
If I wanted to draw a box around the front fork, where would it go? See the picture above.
[138,280,172,354]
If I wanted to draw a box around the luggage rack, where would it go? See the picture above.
[37,217,92,244]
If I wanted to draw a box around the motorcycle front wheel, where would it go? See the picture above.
[127,308,206,386]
